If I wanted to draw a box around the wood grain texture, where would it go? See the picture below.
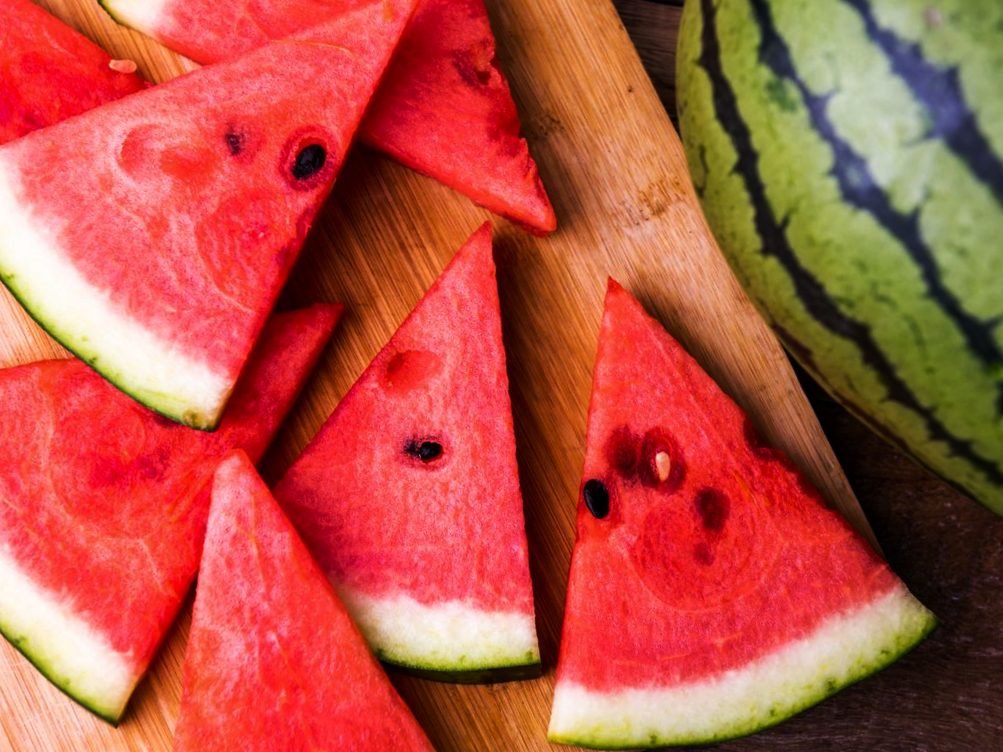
[0,1,962,750]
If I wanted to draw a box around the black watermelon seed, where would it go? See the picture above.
[418,441,442,461]
[224,130,244,156]
[583,479,610,519]
[292,144,327,180]
[404,439,442,463]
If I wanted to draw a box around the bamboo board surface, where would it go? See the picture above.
[1,1,876,749]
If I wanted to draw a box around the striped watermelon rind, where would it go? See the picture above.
[677,0,1003,512]
[549,585,934,749]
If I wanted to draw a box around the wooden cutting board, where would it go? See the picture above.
[0,1,878,749]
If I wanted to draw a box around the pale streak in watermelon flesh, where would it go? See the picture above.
[549,585,933,748]
[0,546,134,723]
[0,166,228,424]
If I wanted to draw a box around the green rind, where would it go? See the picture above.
[373,643,541,678]
[96,0,133,28]
[548,596,936,748]
[677,0,1003,512]
[0,619,126,725]
[0,271,223,430]
[383,656,543,684]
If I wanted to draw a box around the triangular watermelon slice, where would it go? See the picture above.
[548,280,936,748]
[275,224,540,678]
[0,0,145,145]
[99,0,557,233]
[0,304,339,723]
[173,451,433,751]
[0,0,414,429]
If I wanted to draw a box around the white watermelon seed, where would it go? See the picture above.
[655,451,671,482]
[109,59,138,74]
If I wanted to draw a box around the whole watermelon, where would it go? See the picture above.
[677,0,1003,513]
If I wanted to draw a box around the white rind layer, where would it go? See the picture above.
[0,544,136,722]
[548,586,935,748]
[99,0,170,33]
[338,587,540,673]
[0,159,230,428]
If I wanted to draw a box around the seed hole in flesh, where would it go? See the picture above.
[639,427,685,492]
[292,144,327,180]
[693,541,715,566]
[404,439,443,463]
[224,130,244,156]
[382,350,442,393]
[583,479,610,519]
[695,488,730,532]
[605,424,640,479]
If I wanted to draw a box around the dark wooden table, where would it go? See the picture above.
[613,1,1003,750]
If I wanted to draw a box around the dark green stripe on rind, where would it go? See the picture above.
[750,0,1003,392]
[693,0,1003,495]
[388,660,543,685]
[842,0,1003,209]
[96,0,127,28]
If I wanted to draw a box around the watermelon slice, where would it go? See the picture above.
[173,451,433,751]
[0,304,339,724]
[547,280,936,748]
[275,224,540,678]
[99,0,557,233]
[0,0,145,145]
[0,0,414,429]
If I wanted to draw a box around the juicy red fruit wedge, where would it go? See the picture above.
[0,0,415,428]
[275,224,540,678]
[174,451,432,751]
[100,0,556,232]
[548,280,935,748]
[0,305,339,723]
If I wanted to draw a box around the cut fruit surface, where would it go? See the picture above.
[100,0,556,233]
[173,451,432,751]
[275,224,540,677]
[0,305,339,723]
[0,0,145,145]
[548,280,936,748]
[0,1,413,427]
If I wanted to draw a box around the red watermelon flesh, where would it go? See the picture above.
[100,0,556,233]
[0,0,145,145]
[173,451,433,752]
[548,280,936,748]
[0,304,339,724]
[275,224,540,677]
[0,0,414,429]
